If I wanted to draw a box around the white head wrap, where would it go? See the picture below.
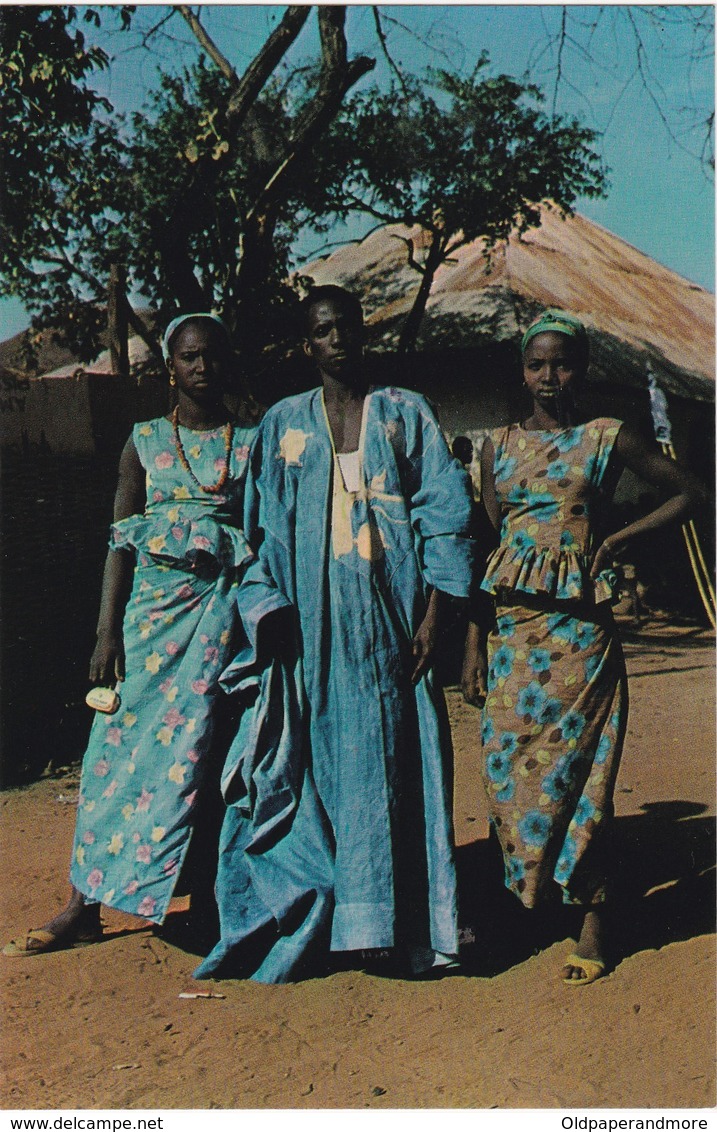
[161,312,229,364]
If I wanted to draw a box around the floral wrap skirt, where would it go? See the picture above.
[481,596,628,907]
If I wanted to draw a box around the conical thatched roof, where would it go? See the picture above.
[301,204,714,401]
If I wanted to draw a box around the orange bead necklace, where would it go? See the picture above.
[171,405,233,495]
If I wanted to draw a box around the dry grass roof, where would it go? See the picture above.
[303,204,714,400]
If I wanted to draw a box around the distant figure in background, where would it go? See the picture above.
[451,435,474,468]
[462,309,704,985]
[4,314,257,956]
[451,434,482,503]
[194,285,475,983]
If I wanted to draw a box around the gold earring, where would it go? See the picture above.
[169,375,176,387]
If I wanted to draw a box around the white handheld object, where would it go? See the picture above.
[86,684,122,714]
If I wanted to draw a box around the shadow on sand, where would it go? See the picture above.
[456,799,715,976]
[159,797,715,980]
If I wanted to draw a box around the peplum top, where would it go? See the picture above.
[480,418,623,606]
[110,417,256,572]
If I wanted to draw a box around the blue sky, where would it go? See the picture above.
[2,3,714,340]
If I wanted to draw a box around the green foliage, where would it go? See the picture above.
[1,8,309,362]
[0,6,124,360]
[305,62,607,246]
[0,10,608,364]
[296,62,607,350]
[122,59,308,359]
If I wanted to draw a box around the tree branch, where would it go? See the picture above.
[552,7,567,119]
[444,234,469,258]
[140,10,175,49]
[390,234,425,275]
[372,7,410,97]
[152,10,312,304]
[124,301,163,362]
[43,242,105,297]
[245,7,375,223]
[321,188,397,227]
[178,6,238,86]
[226,5,311,128]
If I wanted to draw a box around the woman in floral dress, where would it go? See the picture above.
[462,309,704,984]
[4,314,256,955]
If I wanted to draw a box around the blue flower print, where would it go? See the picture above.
[531,492,560,523]
[527,648,551,674]
[573,621,597,651]
[554,834,578,884]
[546,613,574,643]
[546,615,595,651]
[573,795,596,826]
[584,653,602,682]
[583,453,599,483]
[498,731,518,755]
[495,778,515,803]
[560,709,586,742]
[510,529,536,553]
[518,809,552,848]
[486,750,514,783]
[541,753,580,802]
[491,645,515,681]
[539,696,563,724]
[481,715,495,745]
[494,451,518,483]
[507,484,531,507]
[563,569,583,592]
[553,426,584,453]
[547,459,570,480]
[585,450,610,486]
[505,856,526,886]
[515,681,548,721]
[559,529,578,550]
[496,613,517,639]
[595,734,612,765]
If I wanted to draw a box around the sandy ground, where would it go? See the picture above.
[1,617,714,1111]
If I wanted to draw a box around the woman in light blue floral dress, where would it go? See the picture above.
[4,315,256,955]
[462,310,704,984]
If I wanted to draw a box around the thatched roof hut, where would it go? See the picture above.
[300,205,714,482]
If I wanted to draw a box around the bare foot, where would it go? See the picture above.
[562,907,605,982]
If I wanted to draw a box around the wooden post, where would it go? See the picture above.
[108,263,129,377]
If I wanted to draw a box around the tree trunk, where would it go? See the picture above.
[158,7,315,319]
[397,231,446,354]
[235,8,374,319]
[108,263,129,377]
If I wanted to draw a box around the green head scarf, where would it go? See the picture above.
[521,309,589,360]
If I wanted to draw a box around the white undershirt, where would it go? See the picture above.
[337,450,361,493]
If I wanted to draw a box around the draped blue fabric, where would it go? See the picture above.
[70,417,255,923]
[195,387,474,982]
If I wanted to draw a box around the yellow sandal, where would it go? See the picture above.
[3,927,101,957]
[562,952,606,986]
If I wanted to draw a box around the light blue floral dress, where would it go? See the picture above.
[480,418,628,907]
[69,417,255,923]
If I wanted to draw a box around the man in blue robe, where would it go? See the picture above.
[195,286,474,982]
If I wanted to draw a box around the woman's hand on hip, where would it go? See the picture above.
[590,537,616,580]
